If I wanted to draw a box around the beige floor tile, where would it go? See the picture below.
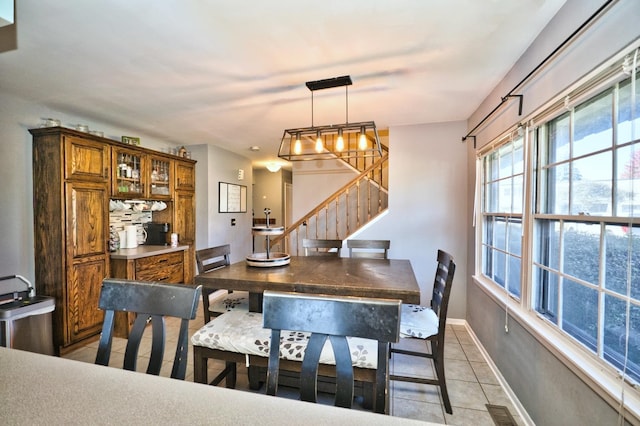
[445,358,477,382]
[470,361,500,385]
[62,346,96,363]
[444,406,496,426]
[454,330,474,346]
[481,383,518,414]
[392,398,446,424]
[447,379,489,411]
[444,340,467,361]
[391,351,435,379]
[391,379,442,404]
[461,343,486,362]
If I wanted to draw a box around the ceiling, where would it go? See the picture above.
[0,0,566,168]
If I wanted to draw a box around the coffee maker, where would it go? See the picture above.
[143,222,170,245]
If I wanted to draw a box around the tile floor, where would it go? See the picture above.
[62,304,525,425]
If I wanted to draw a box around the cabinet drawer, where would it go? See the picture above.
[135,252,184,283]
[136,262,183,283]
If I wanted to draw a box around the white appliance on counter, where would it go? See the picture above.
[118,225,147,249]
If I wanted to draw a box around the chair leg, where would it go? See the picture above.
[431,340,452,414]
[225,362,237,388]
[209,362,237,388]
[248,365,263,390]
[193,346,207,384]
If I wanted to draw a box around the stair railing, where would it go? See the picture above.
[270,153,388,256]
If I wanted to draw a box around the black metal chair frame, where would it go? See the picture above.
[263,290,401,414]
[95,278,201,380]
[196,244,233,323]
[390,249,456,414]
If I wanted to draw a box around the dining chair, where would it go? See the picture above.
[263,290,401,413]
[196,244,249,322]
[347,239,390,259]
[95,278,201,380]
[389,249,456,414]
[302,238,343,256]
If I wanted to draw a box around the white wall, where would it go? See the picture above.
[379,121,468,318]
[253,168,283,226]
[192,144,253,265]
[291,159,354,221]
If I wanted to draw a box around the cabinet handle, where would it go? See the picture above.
[158,276,170,281]
[104,168,108,178]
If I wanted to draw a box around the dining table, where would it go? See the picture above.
[0,347,435,425]
[194,255,421,312]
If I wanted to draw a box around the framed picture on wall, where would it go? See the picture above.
[219,182,247,213]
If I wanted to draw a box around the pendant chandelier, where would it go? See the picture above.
[278,75,382,161]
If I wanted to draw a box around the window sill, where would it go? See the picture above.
[472,274,640,423]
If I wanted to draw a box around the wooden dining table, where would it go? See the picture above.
[194,255,421,311]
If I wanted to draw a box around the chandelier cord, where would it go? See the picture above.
[345,86,349,124]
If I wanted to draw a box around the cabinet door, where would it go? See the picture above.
[67,255,107,344]
[112,147,145,198]
[173,190,195,244]
[148,155,172,199]
[66,181,109,258]
[64,135,110,182]
[175,161,195,191]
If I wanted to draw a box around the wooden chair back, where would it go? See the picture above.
[95,279,201,380]
[431,249,456,339]
[196,244,232,322]
[196,244,231,273]
[302,238,342,257]
[347,239,390,259]
[263,290,401,413]
[389,249,456,414]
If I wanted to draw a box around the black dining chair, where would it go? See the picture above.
[196,244,249,322]
[389,249,456,414]
[347,239,390,259]
[302,238,343,256]
[95,278,201,380]
[263,290,401,413]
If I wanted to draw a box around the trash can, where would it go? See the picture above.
[0,275,55,355]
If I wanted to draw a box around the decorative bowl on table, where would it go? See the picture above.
[251,226,285,236]
[246,252,291,267]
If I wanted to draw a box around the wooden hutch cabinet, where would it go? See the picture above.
[31,127,196,353]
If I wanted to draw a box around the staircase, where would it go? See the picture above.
[270,152,388,256]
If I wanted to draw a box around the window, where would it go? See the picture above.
[478,47,640,386]
[480,135,524,298]
[534,73,640,382]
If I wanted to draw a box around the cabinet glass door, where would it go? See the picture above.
[149,157,171,198]
[113,149,144,198]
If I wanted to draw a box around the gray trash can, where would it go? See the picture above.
[0,275,55,355]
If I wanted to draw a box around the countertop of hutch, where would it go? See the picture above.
[110,245,188,260]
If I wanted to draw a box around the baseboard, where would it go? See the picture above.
[458,319,535,426]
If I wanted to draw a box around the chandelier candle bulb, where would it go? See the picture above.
[294,133,302,155]
[359,127,367,150]
[336,129,344,152]
[315,131,323,153]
